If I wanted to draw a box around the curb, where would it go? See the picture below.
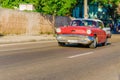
[0,35,56,44]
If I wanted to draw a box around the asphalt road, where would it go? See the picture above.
[0,39,120,80]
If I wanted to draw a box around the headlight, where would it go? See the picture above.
[87,29,92,34]
[56,28,61,33]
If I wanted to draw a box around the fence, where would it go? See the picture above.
[0,8,71,35]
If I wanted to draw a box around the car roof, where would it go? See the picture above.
[74,18,102,22]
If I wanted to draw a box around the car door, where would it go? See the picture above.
[97,21,106,43]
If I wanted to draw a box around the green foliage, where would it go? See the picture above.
[0,0,77,16]
[41,0,65,15]
[36,0,77,16]
[91,0,120,4]
[91,0,120,19]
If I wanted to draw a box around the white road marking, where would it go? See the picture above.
[67,52,94,58]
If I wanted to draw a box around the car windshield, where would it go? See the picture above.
[82,20,97,27]
[70,20,83,26]
[70,20,97,27]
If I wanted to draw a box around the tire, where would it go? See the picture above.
[102,38,108,46]
[89,37,97,48]
[58,42,65,46]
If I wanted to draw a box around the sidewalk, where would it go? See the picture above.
[0,34,56,44]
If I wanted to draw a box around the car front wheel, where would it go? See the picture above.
[89,37,97,48]
[58,42,65,46]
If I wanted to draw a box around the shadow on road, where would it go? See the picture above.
[58,42,112,49]
[0,33,4,37]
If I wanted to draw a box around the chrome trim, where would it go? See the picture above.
[56,34,94,45]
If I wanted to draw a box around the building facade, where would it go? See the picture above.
[72,0,110,20]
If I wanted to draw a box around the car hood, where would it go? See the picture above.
[59,26,92,35]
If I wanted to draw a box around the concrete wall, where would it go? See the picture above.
[0,8,71,35]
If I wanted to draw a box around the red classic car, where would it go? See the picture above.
[55,19,111,48]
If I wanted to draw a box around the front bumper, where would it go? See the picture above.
[56,34,94,45]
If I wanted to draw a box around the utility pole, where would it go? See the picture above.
[84,0,88,19]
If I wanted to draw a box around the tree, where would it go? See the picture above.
[0,0,77,16]
[91,0,120,20]
[37,0,77,16]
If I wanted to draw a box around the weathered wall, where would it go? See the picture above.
[0,8,71,35]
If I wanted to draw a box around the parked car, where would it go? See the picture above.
[55,18,111,48]
[103,19,114,32]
